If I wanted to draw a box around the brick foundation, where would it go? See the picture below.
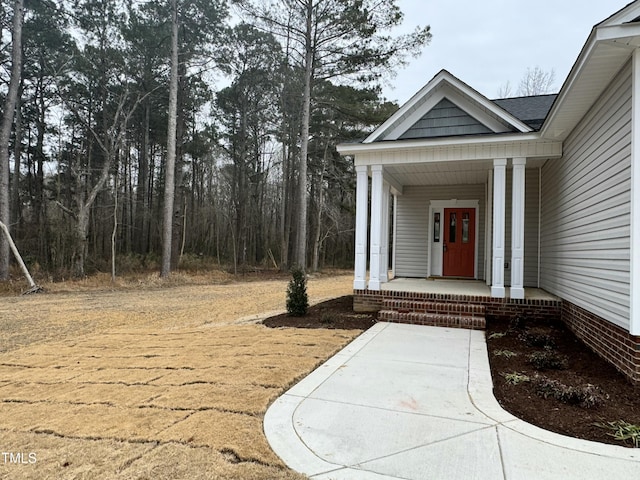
[561,300,640,383]
[354,289,562,322]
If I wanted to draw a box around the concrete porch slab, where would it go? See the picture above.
[381,277,558,301]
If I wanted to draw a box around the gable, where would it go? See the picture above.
[364,70,532,143]
[399,98,493,139]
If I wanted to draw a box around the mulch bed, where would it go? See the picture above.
[262,295,377,330]
[487,315,640,447]
[265,297,640,448]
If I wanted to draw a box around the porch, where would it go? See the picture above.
[354,277,562,330]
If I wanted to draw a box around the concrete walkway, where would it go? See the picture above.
[265,322,640,479]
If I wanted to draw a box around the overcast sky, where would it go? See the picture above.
[382,0,633,104]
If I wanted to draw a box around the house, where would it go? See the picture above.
[337,1,640,382]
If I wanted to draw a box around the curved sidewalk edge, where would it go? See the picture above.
[265,322,640,479]
[264,323,388,476]
[467,335,640,462]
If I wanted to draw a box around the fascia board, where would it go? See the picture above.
[338,132,551,155]
[541,25,639,139]
[596,24,640,45]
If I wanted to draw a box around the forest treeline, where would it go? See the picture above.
[0,0,430,280]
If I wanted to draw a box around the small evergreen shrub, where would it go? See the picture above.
[533,375,607,408]
[519,329,556,348]
[528,348,568,370]
[286,266,308,316]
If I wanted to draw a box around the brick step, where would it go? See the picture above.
[382,299,485,316]
[378,310,485,330]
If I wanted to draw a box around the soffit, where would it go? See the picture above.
[383,158,549,186]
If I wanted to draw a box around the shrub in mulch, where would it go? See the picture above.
[532,374,608,409]
[286,266,308,316]
[519,328,556,348]
[527,348,568,370]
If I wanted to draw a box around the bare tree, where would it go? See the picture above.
[161,0,179,278]
[496,80,513,98]
[0,0,24,280]
[58,91,142,278]
[497,67,556,98]
[517,66,556,96]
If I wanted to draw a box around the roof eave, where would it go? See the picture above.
[337,131,550,155]
[541,16,640,140]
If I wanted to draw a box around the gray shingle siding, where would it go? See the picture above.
[399,99,493,139]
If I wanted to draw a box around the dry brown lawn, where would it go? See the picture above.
[0,273,358,479]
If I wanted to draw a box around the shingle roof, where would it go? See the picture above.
[492,94,558,131]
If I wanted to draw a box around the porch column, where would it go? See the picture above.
[380,181,390,282]
[511,157,527,299]
[369,165,384,291]
[353,165,368,290]
[392,194,398,277]
[491,159,507,298]
[485,169,493,286]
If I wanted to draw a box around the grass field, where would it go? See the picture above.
[0,272,358,479]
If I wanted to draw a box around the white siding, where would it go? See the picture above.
[541,62,632,329]
[525,169,540,287]
[395,185,485,278]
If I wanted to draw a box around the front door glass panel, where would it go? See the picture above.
[449,212,456,243]
[462,212,470,243]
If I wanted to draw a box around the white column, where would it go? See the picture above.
[353,166,368,290]
[630,49,640,335]
[369,165,384,291]
[380,182,390,283]
[511,157,527,299]
[486,169,493,286]
[392,194,398,278]
[492,159,507,298]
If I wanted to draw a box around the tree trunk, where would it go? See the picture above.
[111,168,118,282]
[73,207,90,278]
[0,0,24,280]
[295,0,314,271]
[279,142,288,269]
[161,0,179,278]
[312,144,328,272]
[11,85,22,229]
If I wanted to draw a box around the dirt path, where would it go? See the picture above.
[0,274,358,479]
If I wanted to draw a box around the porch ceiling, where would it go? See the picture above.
[384,158,548,186]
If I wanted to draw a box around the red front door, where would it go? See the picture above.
[443,208,475,277]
